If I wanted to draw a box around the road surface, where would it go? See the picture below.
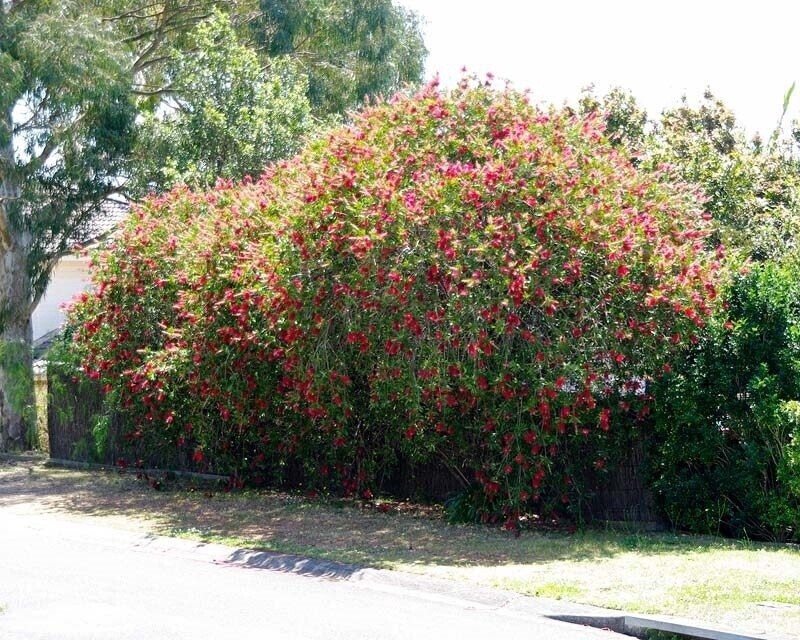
[0,505,634,640]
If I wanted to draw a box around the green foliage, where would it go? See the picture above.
[0,339,35,438]
[581,88,800,264]
[445,484,497,525]
[252,0,427,115]
[131,10,313,193]
[778,401,800,498]
[68,79,721,527]
[578,86,648,151]
[647,91,800,261]
[650,255,800,541]
[1,0,136,304]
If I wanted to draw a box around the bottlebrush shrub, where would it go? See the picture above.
[67,182,290,479]
[68,77,721,526]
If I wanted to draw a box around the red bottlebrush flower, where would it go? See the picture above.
[403,313,422,336]
[448,364,461,378]
[437,229,452,251]
[599,407,611,431]
[426,308,444,322]
[505,312,521,332]
[501,385,515,400]
[508,276,525,306]
[192,449,204,463]
[617,264,630,278]
[384,339,402,356]
[538,401,550,418]
[404,426,417,439]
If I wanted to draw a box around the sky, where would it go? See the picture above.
[397,0,800,138]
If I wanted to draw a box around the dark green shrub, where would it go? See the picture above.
[650,255,800,541]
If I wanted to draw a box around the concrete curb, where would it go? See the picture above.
[217,547,791,640]
[548,614,780,640]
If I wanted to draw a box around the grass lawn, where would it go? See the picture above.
[2,455,798,638]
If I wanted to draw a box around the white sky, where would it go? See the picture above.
[398,0,800,138]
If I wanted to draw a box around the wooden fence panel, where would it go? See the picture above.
[46,366,132,464]
[586,441,663,528]
[46,364,663,527]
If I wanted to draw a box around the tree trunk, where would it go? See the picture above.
[0,223,36,451]
[0,305,35,451]
[1,101,36,451]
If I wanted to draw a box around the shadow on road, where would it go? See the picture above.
[226,548,361,579]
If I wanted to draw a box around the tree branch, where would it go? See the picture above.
[132,85,176,98]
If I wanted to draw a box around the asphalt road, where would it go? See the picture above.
[0,507,636,640]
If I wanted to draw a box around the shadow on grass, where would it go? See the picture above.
[0,457,791,572]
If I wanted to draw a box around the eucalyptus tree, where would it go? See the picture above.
[1,0,135,448]
[253,0,427,115]
[130,10,313,193]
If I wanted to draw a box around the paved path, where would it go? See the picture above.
[0,505,635,640]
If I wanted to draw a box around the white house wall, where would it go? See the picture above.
[32,254,92,341]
